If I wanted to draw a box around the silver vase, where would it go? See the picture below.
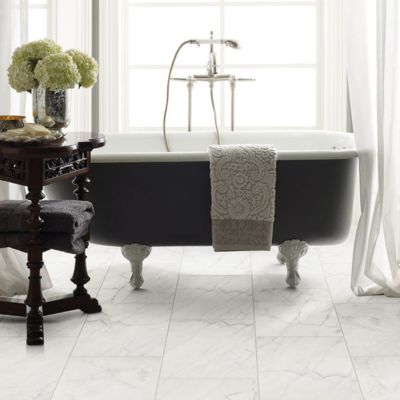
[32,87,70,131]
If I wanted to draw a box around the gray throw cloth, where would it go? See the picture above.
[0,199,94,254]
[208,144,277,251]
[0,200,94,234]
[0,231,88,254]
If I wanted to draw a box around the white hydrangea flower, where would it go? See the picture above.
[7,61,36,92]
[8,39,62,92]
[34,53,81,90]
[12,39,62,66]
[65,49,98,88]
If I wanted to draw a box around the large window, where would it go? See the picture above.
[125,0,320,132]
[20,0,345,134]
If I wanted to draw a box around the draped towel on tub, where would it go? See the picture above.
[208,144,277,251]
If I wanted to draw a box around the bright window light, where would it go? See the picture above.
[128,6,220,66]
[224,68,317,127]
[225,6,316,65]
[127,0,319,131]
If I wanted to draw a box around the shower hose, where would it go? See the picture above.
[163,41,221,152]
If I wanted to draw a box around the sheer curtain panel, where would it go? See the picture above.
[0,0,52,296]
[344,0,400,296]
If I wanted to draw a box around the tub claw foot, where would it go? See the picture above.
[121,244,152,289]
[278,240,308,288]
[276,251,286,264]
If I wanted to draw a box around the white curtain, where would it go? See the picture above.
[344,0,400,296]
[50,0,93,132]
[0,0,52,296]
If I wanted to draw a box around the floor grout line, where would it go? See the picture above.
[48,247,119,400]
[250,252,262,400]
[48,317,87,400]
[316,247,367,400]
[153,247,185,400]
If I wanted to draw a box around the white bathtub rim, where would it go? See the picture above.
[92,131,358,162]
[92,149,358,163]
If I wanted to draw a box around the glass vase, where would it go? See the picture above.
[32,87,70,131]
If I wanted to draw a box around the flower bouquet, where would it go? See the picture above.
[8,39,98,130]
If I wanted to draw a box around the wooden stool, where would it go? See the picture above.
[0,200,102,345]
[0,132,105,345]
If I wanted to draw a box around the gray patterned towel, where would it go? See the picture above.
[0,231,88,254]
[208,144,277,251]
[0,200,94,234]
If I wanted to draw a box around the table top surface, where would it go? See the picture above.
[0,132,105,159]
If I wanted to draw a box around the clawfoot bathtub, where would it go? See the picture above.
[46,131,357,288]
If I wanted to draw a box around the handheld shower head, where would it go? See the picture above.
[225,39,240,49]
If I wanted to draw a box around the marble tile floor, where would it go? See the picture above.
[1,230,400,400]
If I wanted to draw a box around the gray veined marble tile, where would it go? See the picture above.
[92,302,171,325]
[251,247,327,289]
[72,303,171,357]
[156,378,258,400]
[323,262,400,304]
[323,262,361,304]
[336,303,400,356]
[254,288,341,337]
[173,275,253,321]
[52,357,161,400]
[98,285,178,305]
[0,337,75,400]
[98,246,182,304]
[98,257,180,304]
[112,245,184,271]
[161,320,257,379]
[102,261,181,289]
[316,238,355,265]
[44,244,117,293]
[257,336,363,400]
[0,306,87,338]
[0,315,25,337]
[41,309,88,337]
[353,357,400,400]
[98,273,179,304]
[180,247,252,275]
[178,274,252,290]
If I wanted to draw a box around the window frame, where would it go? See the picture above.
[123,0,322,132]
[99,0,347,134]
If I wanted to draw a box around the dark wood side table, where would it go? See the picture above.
[0,132,105,345]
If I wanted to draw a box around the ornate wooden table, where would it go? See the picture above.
[0,132,105,345]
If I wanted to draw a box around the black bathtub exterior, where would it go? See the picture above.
[46,158,356,247]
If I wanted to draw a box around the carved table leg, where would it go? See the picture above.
[73,174,90,200]
[71,174,101,314]
[121,244,152,289]
[71,237,90,298]
[278,240,309,288]
[25,187,45,345]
